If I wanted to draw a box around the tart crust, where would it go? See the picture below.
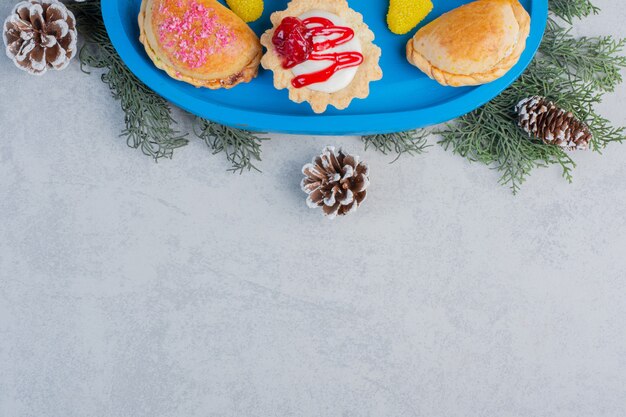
[260,0,383,113]
[139,0,262,89]
[406,0,531,87]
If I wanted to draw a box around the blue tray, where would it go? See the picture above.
[102,0,548,135]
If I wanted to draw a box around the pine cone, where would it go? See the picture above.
[515,96,592,150]
[3,0,78,75]
[301,147,370,219]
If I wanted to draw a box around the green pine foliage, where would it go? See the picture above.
[69,2,187,160]
[374,0,626,193]
[548,0,598,24]
[69,1,625,188]
[69,1,266,171]
[439,8,626,193]
[361,130,431,162]
[193,118,267,173]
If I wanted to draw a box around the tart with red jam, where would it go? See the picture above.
[260,0,383,113]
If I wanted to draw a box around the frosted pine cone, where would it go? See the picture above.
[301,147,370,219]
[516,96,592,150]
[3,0,78,75]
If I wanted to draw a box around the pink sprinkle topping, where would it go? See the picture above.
[157,0,236,69]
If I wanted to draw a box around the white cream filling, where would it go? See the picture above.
[291,10,362,93]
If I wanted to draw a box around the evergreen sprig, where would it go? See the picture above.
[439,62,581,194]
[69,2,188,160]
[69,1,267,171]
[193,118,267,173]
[373,0,625,193]
[69,0,624,189]
[540,25,626,92]
[548,0,598,24]
[361,130,430,162]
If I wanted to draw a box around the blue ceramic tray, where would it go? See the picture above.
[102,0,548,135]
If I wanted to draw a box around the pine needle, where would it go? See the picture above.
[540,24,626,92]
[438,0,625,193]
[69,1,268,171]
[69,1,188,160]
[548,0,599,24]
[69,0,624,187]
[361,130,430,162]
[193,118,267,173]
[439,62,579,193]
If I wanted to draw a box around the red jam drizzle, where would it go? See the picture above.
[272,16,364,88]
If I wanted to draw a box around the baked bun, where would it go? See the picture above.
[406,0,531,87]
[139,0,262,89]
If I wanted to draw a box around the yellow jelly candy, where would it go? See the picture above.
[387,0,434,35]
[226,0,264,23]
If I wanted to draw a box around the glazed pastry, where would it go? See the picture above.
[406,0,531,87]
[139,0,262,89]
[260,0,383,114]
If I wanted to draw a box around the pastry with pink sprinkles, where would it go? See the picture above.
[139,0,262,89]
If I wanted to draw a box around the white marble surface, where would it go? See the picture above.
[2,1,626,416]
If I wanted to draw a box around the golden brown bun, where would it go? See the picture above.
[139,0,262,89]
[406,0,531,87]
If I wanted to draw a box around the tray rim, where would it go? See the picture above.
[102,0,548,136]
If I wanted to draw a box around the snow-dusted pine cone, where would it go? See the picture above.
[515,96,592,150]
[301,147,370,219]
[3,0,78,75]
